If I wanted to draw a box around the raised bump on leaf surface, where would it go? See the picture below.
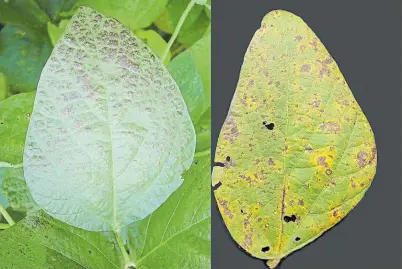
[212,10,377,268]
[23,6,196,231]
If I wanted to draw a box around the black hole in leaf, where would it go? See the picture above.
[241,209,244,214]
[284,214,297,223]
[261,246,270,252]
[194,160,198,164]
[263,122,275,130]
[126,249,130,255]
[88,250,92,254]
[226,156,231,162]
[212,181,222,191]
[295,237,301,242]
[213,162,225,167]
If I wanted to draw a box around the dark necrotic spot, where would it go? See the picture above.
[212,181,222,191]
[284,214,297,223]
[88,250,92,254]
[213,162,225,167]
[263,122,275,130]
[226,156,231,162]
[295,237,301,242]
[261,246,270,252]
[241,209,244,214]
[126,249,130,255]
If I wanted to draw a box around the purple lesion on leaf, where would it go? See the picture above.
[317,58,333,78]
[295,35,303,42]
[320,122,341,133]
[268,158,275,166]
[368,146,377,165]
[218,199,234,219]
[317,156,328,167]
[357,151,369,168]
[300,64,311,73]
[223,117,240,143]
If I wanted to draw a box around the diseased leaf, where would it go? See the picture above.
[23,7,196,231]
[168,50,204,123]
[0,154,210,268]
[0,25,52,93]
[2,167,39,213]
[0,92,35,164]
[126,154,211,268]
[212,10,377,268]
[76,0,168,30]
[136,29,171,66]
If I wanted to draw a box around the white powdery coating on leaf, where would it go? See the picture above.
[23,7,196,231]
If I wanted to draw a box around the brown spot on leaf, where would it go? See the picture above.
[317,156,328,167]
[275,81,281,87]
[304,145,313,152]
[268,158,275,166]
[295,35,303,42]
[298,199,304,206]
[368,147,377,165]
[301,64,311,73]
[312,99,321,108]
[357,151,368,168]
[218,199,233,219]
[320,122,341,133]
[244,234,252,248]
[223,117,240,143]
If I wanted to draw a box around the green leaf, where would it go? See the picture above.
[212,10,377,268]
[0,25,52,93]
[0,0,50,35]
[0,92,35,164]
[2,167,39,213]
[126,153,211,268]
[36,0,78,20]
[0,154,210,268]
[0,168,8,207]
[0,73,7,101]
[24,7,196,231]
[0,211,123,268]
[154,0,210,47]
[195,107,210,152]
[168,50,204,123]
[47,19,69,46]
[136,29,171,66]
[189,31,211,109]
[76,0,168,30]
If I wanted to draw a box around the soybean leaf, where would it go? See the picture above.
[126,153,211,268]
[0,25,52,93]
[155,0,210,47]
[24,7,196,231]
[0,211,123,268]
[76,0,168,31]
[189,31,211,110]
[168,50,204,123]
[0,73,6,101]
[0,0,49,35]
[136,29,171,66]
[195,107,210,152]
[0,92,35,165]
[36,0,78,21]
[2,167,39,213]
[0,154,210,268]
[212,10,377,268]
[47,19,69,46]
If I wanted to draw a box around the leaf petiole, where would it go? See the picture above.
[114,230,135,269]
[0,162,22,169]
[0,203,15,226]
[0,223,10,229]
[161,0,197,62]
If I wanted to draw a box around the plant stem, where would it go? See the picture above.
[161,0,196,62]
[0,203,15,226]
[0,223,10,229]
[114,230,135,269]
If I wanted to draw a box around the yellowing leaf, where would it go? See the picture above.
[212,10,377,268]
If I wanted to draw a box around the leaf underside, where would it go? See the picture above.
[23,6,196,231]
[212,10,377,267]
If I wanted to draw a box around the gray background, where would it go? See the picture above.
[211,0,402,268]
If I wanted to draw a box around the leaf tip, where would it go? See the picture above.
[266,258,281,269]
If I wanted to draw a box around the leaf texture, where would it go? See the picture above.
[23,7,196,231]
[0,154,210,268]
[212,10,377,267]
